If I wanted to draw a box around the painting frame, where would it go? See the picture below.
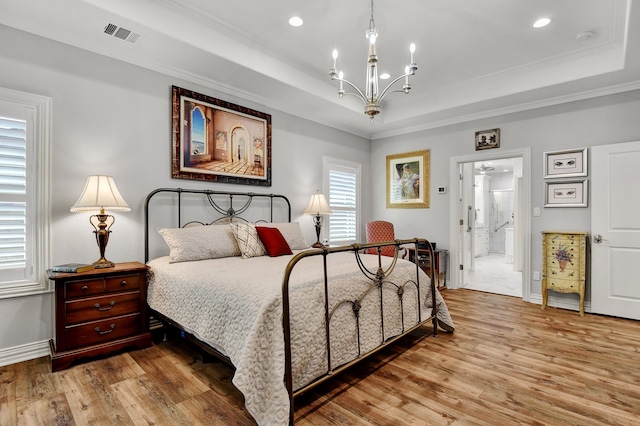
[171,85,272,186]
[475,128,500,150]
[386,150,430,209]
[545,179,588,208]
[543,148,587,178]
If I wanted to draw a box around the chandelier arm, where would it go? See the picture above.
[378,72,413,102]
[383,89,414,97]
[333,76,368,104]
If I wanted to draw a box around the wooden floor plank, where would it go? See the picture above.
[3,288,640,425]
[58,363,134,425]
[0,365,17,425]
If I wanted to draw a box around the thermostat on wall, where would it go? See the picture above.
[438,186,447,194]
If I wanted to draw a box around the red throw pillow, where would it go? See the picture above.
[255,226,293,257]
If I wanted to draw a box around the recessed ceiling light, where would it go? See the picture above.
[533,17,552,28]
[289,16,303,27]
[380,73,390,80]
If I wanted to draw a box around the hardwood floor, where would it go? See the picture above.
[2,289,640,425]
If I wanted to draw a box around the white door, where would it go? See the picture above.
[591,141,640,320]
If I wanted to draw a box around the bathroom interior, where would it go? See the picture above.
[466,157,523,297]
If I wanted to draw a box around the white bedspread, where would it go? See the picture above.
[147,251,453,426]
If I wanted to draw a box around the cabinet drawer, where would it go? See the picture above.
[547,243,578,259]
[546,257,578,272]
[65,291,140,325]
[106,273,143,292]
[547,278,580,293]
[65,278,105,299]
[546,234,581,244]
[60,313,141,351]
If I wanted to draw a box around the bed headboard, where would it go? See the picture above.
[144,187,291,262]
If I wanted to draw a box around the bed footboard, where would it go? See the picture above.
[281,239,437,425]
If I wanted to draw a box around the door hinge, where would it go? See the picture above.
[459,173,464,180]
[459,219,464,225]
[459,264,464,270]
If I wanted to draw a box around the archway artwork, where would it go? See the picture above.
[171,85,272,186]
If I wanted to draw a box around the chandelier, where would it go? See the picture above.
[329,0,417,118]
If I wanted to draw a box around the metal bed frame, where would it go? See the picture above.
[144,188,438,425]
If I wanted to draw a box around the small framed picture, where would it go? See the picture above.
[475,128,500,150]
[545,180,588,208]
[543,148,587,178]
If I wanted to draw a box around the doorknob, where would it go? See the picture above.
[593,234,606,244]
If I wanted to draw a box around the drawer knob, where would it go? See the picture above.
[94,301,116,311]
[120,280,127,286]
[82,285,88,291]
[95,324,115,335]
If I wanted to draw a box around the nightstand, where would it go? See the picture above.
[407,247,448,288]
[48,261,152,371]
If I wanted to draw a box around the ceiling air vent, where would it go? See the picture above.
[103,23,141,43]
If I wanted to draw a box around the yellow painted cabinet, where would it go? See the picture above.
[541,231,588,316]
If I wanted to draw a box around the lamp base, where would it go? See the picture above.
[93,258,115,269]
[311,241,325,248]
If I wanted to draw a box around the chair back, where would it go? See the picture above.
[366,220,397,257]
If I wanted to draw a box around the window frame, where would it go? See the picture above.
[323,156,361,245]
[0,87,52,299]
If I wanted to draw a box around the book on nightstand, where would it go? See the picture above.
[51,263,95,273]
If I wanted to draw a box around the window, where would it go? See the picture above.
[0,88,51,298]
[324,157,361,245]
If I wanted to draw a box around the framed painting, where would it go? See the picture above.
[386,150,430,209]
[543,148,587,178]
[475,128,500,150]
[171,86,272,186]
[545,180,588,208]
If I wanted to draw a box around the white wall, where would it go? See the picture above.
[372,90,640,300]
[0,25,371,361]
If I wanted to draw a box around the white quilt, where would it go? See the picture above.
[147,251,453,426]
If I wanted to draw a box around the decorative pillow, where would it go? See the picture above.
[255,226,293,257]
[229,222,266,258]
[257,222,310,250]
[158,224,240,263]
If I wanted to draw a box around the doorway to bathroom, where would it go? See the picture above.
[467,157,523,297]
[449,148,531,300]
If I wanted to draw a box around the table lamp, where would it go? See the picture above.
[70,175,130,268]
[303,191,332,248]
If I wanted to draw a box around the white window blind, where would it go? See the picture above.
[0,88,51,298]
[0,117,27,277]
[325,158,360,245]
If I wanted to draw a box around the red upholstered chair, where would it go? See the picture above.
[365,220,406,258]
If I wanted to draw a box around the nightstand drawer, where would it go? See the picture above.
[105,273,143,292]
[65,291,141,325]
[65,278,105,299]
[61,313,141,350]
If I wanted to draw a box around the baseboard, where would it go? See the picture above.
[0,340,50,367]
[529,294,591,314]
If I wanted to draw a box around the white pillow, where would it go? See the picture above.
[229,222,266,258]
[257,222,310,250]
[159,224,240,263]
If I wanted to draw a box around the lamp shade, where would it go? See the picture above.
[303,192,332,215]
[70,175,131,212]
